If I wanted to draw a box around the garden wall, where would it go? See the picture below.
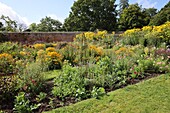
[0,32,81,44]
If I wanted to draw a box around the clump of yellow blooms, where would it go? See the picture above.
[96,30,108,38]
[122,28,141,37]
[46,52,63,64]
[89,45,103,56]
[142,26,152,32]
[46,47,56,52]
[0,53,13,62]
[74,30,109,41]
[115,47,134,56]
[84,32,96,40]
[47,52,62,59]
[122,21,170,41]
[34,44,45,50]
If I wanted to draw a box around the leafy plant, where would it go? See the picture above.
[36,92,47,102]
[91,86,106,99]
[13,92,41,113]
[16,61,47,94]
[52,62,85,100]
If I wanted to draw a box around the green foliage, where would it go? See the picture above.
[29,16,62,32]
[149,1,170,26]
[16,61,47,94]
[63,0,117,31]
[119,0,129,15]
[0,42,22,56]
[0,76,17,106]
[52,62,85,100]
[118,4,149,30]
[36,92,47,102]
[0,15,17,32]
[85,56,128,88]
[143,8,157,17]
[47,74,170,113]
[13,92,41,113]
[137,59,158,73]
[91,86,106,99]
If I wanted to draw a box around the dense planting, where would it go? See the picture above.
[0,23,170,112]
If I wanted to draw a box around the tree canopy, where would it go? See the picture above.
[0,15,17,32]
[63,0,117,31]
[119,0,129,15]
[149,1,170,26]
[118,4,150,30]
[29,16,62,32]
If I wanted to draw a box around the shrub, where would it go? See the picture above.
[0,53,15,75]
[46,51,63,70]
[16,61,47,94]
[52,62,86,100]
[13,92,40,113]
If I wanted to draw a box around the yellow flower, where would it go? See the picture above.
[89,45,103,56]
[46,47,56,52]
[123,28,141,37]
[115,47,134,56]
[47,52,63,60]
[34,44,45,50]
[20,51,27,56]
[0,53,13,62]
[142,26,152,32]
[96,30,107,38]
[85,32,95,40]
[112,31,115,35]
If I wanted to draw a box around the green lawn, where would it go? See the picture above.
[45,74,170,113]
[44,70,61,80]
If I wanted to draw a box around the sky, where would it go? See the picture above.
[0,0,169,26]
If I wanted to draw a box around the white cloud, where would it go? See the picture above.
[47,14,65,24]
[0,2,30,26]
[137,0,157,8]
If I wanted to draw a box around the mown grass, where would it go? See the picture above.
[44,70,61,80]
[45,74,170,113]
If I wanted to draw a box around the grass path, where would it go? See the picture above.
[45,74,170,113]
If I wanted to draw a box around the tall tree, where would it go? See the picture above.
[0,15,17,32]
[143,8,157,17]
[29,16,62,32]
[29,23,38,32]
[63,0,117,31]
[149,1,170,26]
[0,21,3,30]
[119,0,129,15]
[118,4,149,30]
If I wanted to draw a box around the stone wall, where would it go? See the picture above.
[0,32,81,44]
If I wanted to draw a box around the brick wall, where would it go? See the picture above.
[0,32,81,44]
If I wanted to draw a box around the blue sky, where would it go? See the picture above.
[0,0,169,26]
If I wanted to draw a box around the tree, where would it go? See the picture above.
[29,23,38,32]
[63,0,117,31]
[0,15,17,32]
[119,0,129,15]
[143,8,157,17]
[36,16,62,32]
[0,21,3,31]
[118,4,149,30]
[0,21,3,28]
[149,1,170,26]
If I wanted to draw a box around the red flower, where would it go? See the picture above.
[31,79,37,85]
[134,71,138,75]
